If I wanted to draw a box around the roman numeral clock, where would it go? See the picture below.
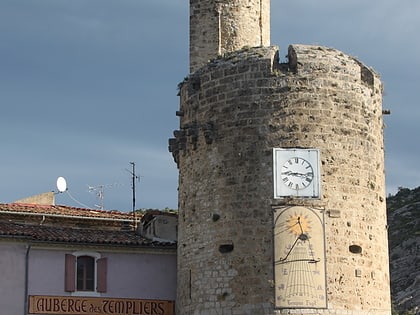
[272,148,327,309]
[273,148,321,199]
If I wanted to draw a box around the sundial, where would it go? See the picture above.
[274,206,327,308]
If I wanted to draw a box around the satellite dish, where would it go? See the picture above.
[56,176,67,193]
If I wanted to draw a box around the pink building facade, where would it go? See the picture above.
[0,203,177,315]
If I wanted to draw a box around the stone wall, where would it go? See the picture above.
[189,0,270,73]
[170,45,391,315]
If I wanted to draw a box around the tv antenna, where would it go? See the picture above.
[88,183,120,210]
[126,162,140,212]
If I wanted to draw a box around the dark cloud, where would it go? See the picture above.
[0,0,186,209]
[271,0,420,195]
[0,0,418,210]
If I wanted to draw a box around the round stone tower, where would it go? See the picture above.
[169,2,391,315]
[189,0,270,73]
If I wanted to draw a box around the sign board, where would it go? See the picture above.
[28,295,175,315]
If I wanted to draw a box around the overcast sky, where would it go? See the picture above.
[0,0,418,211]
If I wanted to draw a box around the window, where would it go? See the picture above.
[77,256,95,291]
[65,252,107,295]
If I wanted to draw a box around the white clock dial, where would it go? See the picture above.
[273,148,321,199]
[281,157,314,190]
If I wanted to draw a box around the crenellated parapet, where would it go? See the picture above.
[171,44,391,314]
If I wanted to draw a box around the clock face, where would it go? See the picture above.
[273,148,321,198]
[281,157,314,190]
[273,206,327,309]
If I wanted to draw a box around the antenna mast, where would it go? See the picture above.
[127,162,140,229]
[128,162,140,212]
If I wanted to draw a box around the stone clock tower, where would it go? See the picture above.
[169,1,392,314]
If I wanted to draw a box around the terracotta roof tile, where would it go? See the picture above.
[0,203,136,220]
[0,203,176,248]
[0,221,175,248]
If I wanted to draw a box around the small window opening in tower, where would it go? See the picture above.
[349,244,362,254]
[219,243,234,253]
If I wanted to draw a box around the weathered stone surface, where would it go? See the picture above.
[172,44,390,315]
[189,0,270,73]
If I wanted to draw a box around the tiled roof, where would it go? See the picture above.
[0,221,176,248]
[0,203,136,221]
[0,203,176,248]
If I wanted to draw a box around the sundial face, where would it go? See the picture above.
[273,206,327,309]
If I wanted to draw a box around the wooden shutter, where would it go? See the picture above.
[64,254,76,292]
[96,257,107,293]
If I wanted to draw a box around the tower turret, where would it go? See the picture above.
[189,0,270,73]
[170,2,392,315]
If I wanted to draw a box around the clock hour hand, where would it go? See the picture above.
[295,172,313,179]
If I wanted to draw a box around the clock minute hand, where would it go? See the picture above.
[282,171,303,177]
